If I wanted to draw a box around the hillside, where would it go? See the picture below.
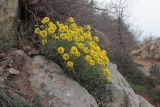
[129,38,160,106]
[130,38,160,76]
[0,0,157,107]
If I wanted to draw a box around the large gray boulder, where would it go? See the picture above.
[106,63,154,107]
[1,50,98,107]
[28,55,98,107]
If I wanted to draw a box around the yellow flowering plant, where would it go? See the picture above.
[34,17,111,85]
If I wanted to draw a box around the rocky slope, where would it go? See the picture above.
[0,1,155,106]
[129,38,160,76]
[129,38,160,107]
[0,50,154,107]
[130,38,160,61]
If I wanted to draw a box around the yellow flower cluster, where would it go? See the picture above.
[34,17,111,81]
[70,46,80,57]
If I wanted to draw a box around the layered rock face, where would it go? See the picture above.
[129,38,160,76]
[0,50,154,107]
[0,0,19,20]
[130,38,160,61]
[0,0,19,48]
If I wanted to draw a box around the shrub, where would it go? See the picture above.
[153,90,160,103]
[150,64,160,85]
[34,17,111,81]
[34,17,111,105]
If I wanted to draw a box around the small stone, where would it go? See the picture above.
[0,53,6,58]
[23,45,32,53]
[28,49,39,56]
[7,68,20,75]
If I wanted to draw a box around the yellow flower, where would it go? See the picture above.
[70,46,80,57]
[88,42,95,49]
[106,76,111,82]
[60,34,66,40]
[92,54,99,61]
[90,50,96,56]
[72,31,77,37]
[59,26,66,32]
[106,69,111,76]
[68,17,75,23]
[41,17,50,24]
[100,54,106,60]
[94,46,101,52]
[67,61,74,68]
[56,21,60,26]
[85,33,92,41]
[41,39,47,45]
[83,47,89,54]
[77,43,85,50]
[54,35,60,40]
[78,27,83,34]
[57,47,65,54]
[85,25,91,31]
[63,53,70,60]
[40,30,47,38]
[85,55,92,61]
[48,27,56,34]
[67,36,73,41]
[104,57,109,62]
[89,60,95,66]
[48,22,55,27]
[64,25,68,31]
[34,28,40,34]
[70,46,78,55]
[80,36,84,42]
[70,23,77,29]
[74,37,81,42]
[97,58,103,65]
[93,36,99,43]
[102,68,111,76]
[101,50,107,55]
[76,51,81,57]
[71,46,78,50]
